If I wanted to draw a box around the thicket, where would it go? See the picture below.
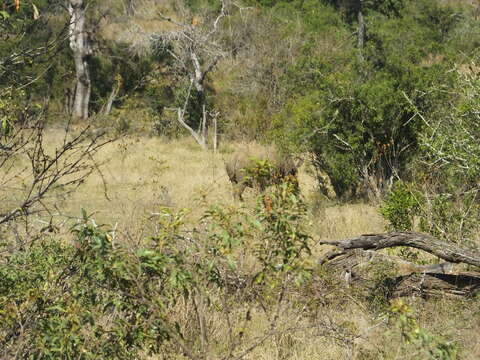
[2,183,467,359]
[380,65,480,248]
[1,0,480,357]
[0,185,316,358]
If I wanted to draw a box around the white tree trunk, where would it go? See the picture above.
[68,0,92,120]
[176,108,207,150]
[357,6,365,62]
[104,80,120,115]
[190,52,205,93]
[213,113,217,153]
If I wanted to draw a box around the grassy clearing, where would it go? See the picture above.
[40,130,385,238]
[1,128,384,242]
[2,130,478,359]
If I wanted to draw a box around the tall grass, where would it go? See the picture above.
[1,130,477,359]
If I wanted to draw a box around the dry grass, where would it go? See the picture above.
[2,128,383,236]
[63,135,232,225]
[59,132,394,359]
[43,131,385,239]
[2,129,478,359]
[316,203,385,240]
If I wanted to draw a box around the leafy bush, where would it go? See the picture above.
[380,181,421,231]
[0,184,313,359]
[418,193,480,246]
[269,0,465,199]
[242,157,276,187]
[387,299,459,360]
[254,182,311,280]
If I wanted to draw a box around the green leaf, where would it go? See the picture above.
[81,208,88,221]
[253,271,264,284]
[2,117,10,135]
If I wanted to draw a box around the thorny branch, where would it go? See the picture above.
[0,118,113,226]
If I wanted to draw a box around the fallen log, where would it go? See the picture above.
[385,272,480,298]
[319,231,480,268]
[321,249,456,275]
[319,248,480,298]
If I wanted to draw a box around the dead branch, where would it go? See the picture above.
[386,272,480,298]
[165,79,207,150]
[0,119,113,226]
[320,231,480,268]
[319,246,480,298]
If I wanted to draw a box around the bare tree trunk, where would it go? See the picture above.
[201,104,207,142]
[191,51,210,139]
[357,3,365,62]
[320,247,480,298]
[104,80,120,115]
[68,0,92,120]
[64,87,74,116]
[390,272,480,298]
[191,52,205,93]
[213,113,217,153]
[177,108,207,150]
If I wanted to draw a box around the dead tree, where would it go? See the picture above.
[320,232,480,267]
[320,231,480,298]
[357,0,365,62]
[389,272,480,298]
[68,0,92,120]
[152,1,228,149]
[103,74,122,115]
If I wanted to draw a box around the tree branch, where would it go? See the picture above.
[320,231,480,268]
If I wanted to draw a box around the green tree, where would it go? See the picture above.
[272,0,465,199]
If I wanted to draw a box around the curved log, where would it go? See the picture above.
[319,232,480,268]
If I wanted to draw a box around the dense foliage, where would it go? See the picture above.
[1,185,315,359]
[2,1,478,182]
[1,0,480,357]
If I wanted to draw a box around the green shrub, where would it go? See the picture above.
[418,193,480,246]
[380,180,480,247]
[387,299,459,360]
[254,182,312,280]
[380,181,421,231]
[0,185,313,359]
